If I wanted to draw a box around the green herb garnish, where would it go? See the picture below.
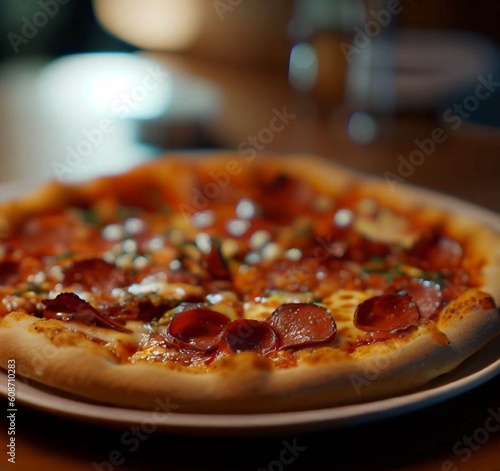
[79,208,101,225]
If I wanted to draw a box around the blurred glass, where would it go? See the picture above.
[287,0,397,144]
[287,0,499,141]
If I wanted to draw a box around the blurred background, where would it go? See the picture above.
[0,0,499,210]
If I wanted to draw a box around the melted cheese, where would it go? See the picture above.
[322,289,381,346]
[354,208,416,247]
[242,298,279,321]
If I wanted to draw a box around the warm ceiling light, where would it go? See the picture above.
[93,0,203,50]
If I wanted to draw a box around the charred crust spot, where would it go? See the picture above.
[480,296,495,310]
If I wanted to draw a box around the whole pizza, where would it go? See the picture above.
[0,153,498,413]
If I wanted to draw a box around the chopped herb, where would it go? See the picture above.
[362,260,405,281]
[16,282,45,294]
[53,251,75,261]
[79,208,101,225]
[421,271,446,286]
[27,286,44,294]
[362,257,447,285]
[362,257,389,274]
[367,257,386,265]
[297,226,313,238]
[146,185,162,200]
[293,219,313,239]
[158,205,171,215]
[382,267,406,281]
[116,205,142,220]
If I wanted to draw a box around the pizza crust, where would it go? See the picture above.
[0,290,497,413]
[0,153,499,413]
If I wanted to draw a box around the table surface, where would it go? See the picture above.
[0,53,499,471]
[1,375,499,471]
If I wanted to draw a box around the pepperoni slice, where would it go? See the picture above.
[63,259,125,290]
[267,303,337,349]
[166,308,230,352]
[142,334,217,366]
[409,234,462,270]
[398,279,442,318]
[354,294,420,332]
[345,234,391,264]
[162,348,217,366]
[257,173,314,223]
[204,242,231,280]
[42,292,130,332]
[223,319,279,354]
[137,300,173,322]
[0,262,19,285]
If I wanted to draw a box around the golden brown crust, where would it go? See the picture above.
[0,152,499,413]
[0,290,497,413]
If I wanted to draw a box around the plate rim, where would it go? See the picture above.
[1,339,498,435]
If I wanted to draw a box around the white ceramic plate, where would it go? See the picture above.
[0,338,498,435]
[0,158,499,436]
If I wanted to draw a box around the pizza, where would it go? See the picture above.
[0,153,499,413]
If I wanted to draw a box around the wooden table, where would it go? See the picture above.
[0,54,499,470]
